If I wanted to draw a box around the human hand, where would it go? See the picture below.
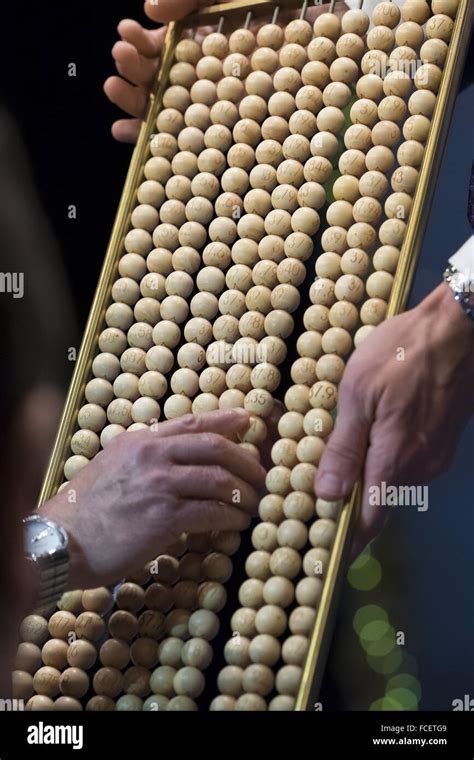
[315,284,474,556]
[41,408,265,588]
[104,1,348,143]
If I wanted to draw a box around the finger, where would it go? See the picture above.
[176,466,260,515]
[168,434,266,487]
[144,0,207,24]
[111,119,142,143]
[176,500,252,534]
[153,408,251,439]
[315,383,371,501]
[112,41,159,88]
[117,19,166,59]
[104,76,149,119]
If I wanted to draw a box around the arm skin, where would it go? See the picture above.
[315,283,474,555]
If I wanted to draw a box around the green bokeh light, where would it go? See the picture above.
[385,687,419,711]
[348,555,382,590]
[369,696,404,711]
[353,604,388,635]
[387,673,422,702]
[367,647,403,675]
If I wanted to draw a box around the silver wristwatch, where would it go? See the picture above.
[23,515,69,614]
[443,263,474,321]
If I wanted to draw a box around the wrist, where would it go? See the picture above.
[40,496,91,590]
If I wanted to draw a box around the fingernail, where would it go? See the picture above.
[316,472,347,499]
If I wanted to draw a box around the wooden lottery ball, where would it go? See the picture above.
[122,665,151,697]
[281,635,308,666]
[105,302,134,331]
[78,402,107,433]
[242,663,274,696]
[205,125,233,153]
[359,170,388,200]
[360,297,388,325]
[100,424,125,447]
[269,546,302,579]
[367,24,394,53]
[70,429,100,459]
[284,384,311,414]
[397,140,425,169]
[59,668,89,699]
[309,518,337,550]
[175,38,201,65]
[75,611,106,641]
[356,74,384,103]
[289,605,316,637]
[251,46,279,74]
[115,582,145,614]
[329,57,359,85]
[259,494,284,525]
[245,550,271,582]
[432,0,459,15]
[303,304,329,333]
[313,13,341,41]
[92,352,120,382]
[147,247,173,276]
[372,120,401,149]
[190,79,217,107]
[365,146,394,174]
[108,610,138,641]
[66,639,97,671]
[133,297,161,326]
[303,407,333,438]
[316,354,345,384]
[326,200,353,230]
[138,609,166,639]
[297,436,326,466]
[308,380,338,411]
[338,149,366,178]
[378,95,407,123]
[188,609,220,641]
[228,27,255,56]
[276,665,302,696]
[149,665,176,697]
[151,131,178,159]
[125,228,152,255]
[256,22,283,50]
[261,576,294,611]
[240,94,268,123]
[395,21,424,47]
[373,245,400,273]
[48,610,76,640]
[252,523,279,553]
[178,126,204,155]
[181,638,213,671]
[93,667,124,698]
[171,152,198,180]
[234,694,267,711]
[321,326,352,357]
[245,71,273,101]
[107,397,133,427]
[33,666,61,698]
[85,695,115,711]
[309,278,335,307]
[346,222,377,250]
[166,696,198,711]
[233,118,261,147]
[239,578,265,608]
[158,637,183,668]
[279,43,307,71]
[224,636,250,669]
[353,197,382,225]
[217,664,244,697]
[336,33,365,62]
[385,191,412,221]
[426,13,454,42]
[113,373,139,401]
[316,106,345,135]
[196,55,222,82]
[217,78,245,105]
[277,411,304,442]
[202,31,228,58]
[184,103,211,131]
[41,639,68,670]
[64,454,89,481]
[12,670,34,700]
[350,99,378,128]
[210,101,238,130]
[366,271,394,300]
[246,635,280,669]
[330,300,365,328]
[400,0,430,23]
[255,605,287,637]
[202,553,233,584]
[415,63,443,93]
[15,642,42,674]
[342,8,370,35]
[340,248,368,277]
[26,695,54,711]
[301,60,330,88]
[115,695,143,711]
[99,639,130,670]
[198,581,227,612]
[277,519,308,551]
[371,1,400,27]
[143,694,170,711]
[403,114,431,144]
[222,53,250,80]
[295,576,324,608]
[344,124,373,152]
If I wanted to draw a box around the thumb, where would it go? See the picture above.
[315,382,371,501]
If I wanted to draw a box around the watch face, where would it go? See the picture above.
[24,518,68,561]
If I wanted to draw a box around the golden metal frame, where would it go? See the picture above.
[36,0,473,711]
